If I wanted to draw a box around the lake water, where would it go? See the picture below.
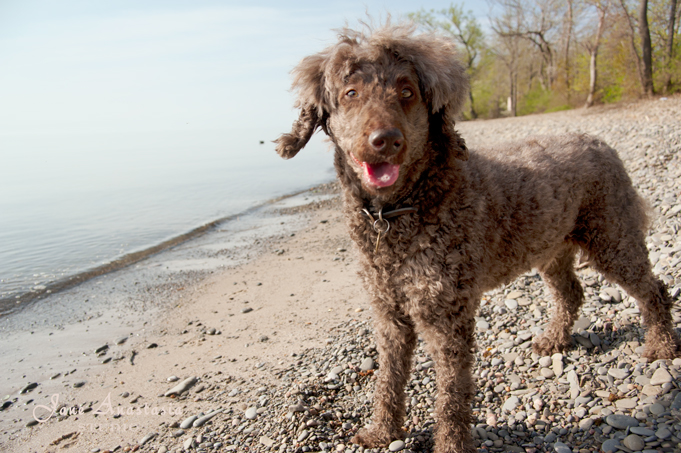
[0,129,335,314]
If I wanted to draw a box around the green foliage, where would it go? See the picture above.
[409,0,680,118]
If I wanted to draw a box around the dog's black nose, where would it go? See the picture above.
[369,128,404,154]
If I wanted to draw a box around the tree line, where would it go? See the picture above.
[410,0,680,119]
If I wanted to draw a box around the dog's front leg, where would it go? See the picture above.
[352,303,416,448]
[414,310,477,453]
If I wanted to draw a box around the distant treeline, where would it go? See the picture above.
[410,0,680,118]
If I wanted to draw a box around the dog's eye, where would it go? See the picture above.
[401,88,413,99]
[346,89,358,98]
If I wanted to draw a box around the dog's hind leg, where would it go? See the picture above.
[352,304,417,448]
[533,245,585,356]
[586,230,680,360]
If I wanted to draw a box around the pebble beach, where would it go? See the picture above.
[2,95,681,453]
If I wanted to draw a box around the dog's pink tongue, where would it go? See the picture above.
[362,162,400,187]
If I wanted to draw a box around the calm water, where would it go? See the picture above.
[0,129,335,310]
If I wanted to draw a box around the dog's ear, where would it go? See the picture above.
[275,53,330,159]
[403,35,468,117]
[385,31,469,160]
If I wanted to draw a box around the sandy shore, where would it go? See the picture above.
[2,95,681,453]
[0,184,366,452]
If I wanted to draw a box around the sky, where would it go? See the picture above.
[0,0,489,153]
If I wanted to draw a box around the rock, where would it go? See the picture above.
[476,320,490,331]
[19,383,38,394]
[241,307,253,313]
[140,432,157,445]
[630,426,654,436]
[502,396,520,412]
[180,415,198,429]
[649,402,665,415]
[505,299,518,310]
[605,414,638,429]
[164,376,197,397]
[193,409,222,427]
[622,434,644,451]
[655,427,672,439]
[615,398,637,409]
[540,368,554,378]
[539,356,552,367]
[553,441,572,453]
[359,357,375,371]
[641,384,661,396]
[607,368,630,380]
[245,407,257,420]
[671,391,681,410]
[260,436,275,447]
[578,418,594,431]
[388,440,405,452]
[649,367,672,385]
[600,438,620,453]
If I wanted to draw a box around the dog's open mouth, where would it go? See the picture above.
[362,162,400,188]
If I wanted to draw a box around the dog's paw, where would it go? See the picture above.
[351,425,399,448]
[532,331,573,356]
[643,327,681,360]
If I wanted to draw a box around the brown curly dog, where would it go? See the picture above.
[275,24,680,453]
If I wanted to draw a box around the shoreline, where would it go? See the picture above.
[0,182,348,449]
[0,182,335,317]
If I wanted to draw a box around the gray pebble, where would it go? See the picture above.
[605,414,638,429]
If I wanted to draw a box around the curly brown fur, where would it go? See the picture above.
[276,24,680,453]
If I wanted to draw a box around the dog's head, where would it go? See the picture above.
[275,24,468,196]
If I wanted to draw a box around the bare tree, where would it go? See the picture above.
[489,0,561,90]
[490,2,526,116]
[563,0,574,103]
[639,0,654,95]
[663,0,678,93]
[584,0,611,107]
[618,0,646,91]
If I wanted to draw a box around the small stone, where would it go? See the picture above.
[642,384,662,396]
[622,434,644,451]
[245,407,257,420]
[505,299,518,310]
[73,381,86,388]
[476,320,490,331]
[260,436,275,447]
[656,427,672,439]
[502,396,520,412]
[579,418,594,431]
[538,357,552,367]
[650,367,672,385]
[241,307,253,313]
[605,414,638,429]
[388,440,405,452]
[630,426,654,436]
[607,368,630,380]
[540,368,554,378]
[180,415,198,429]
[649,402,665,415]
[360,357,375,371]
[140,432,157,446]
[553,441,572,453]
[615,398,637,409]
[600,438,620,453]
